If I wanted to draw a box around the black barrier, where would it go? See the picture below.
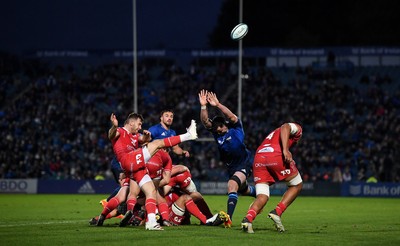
[1,179,398,197]
[300,182,342,197]
[199,181,342,196]
[37,180,116,194]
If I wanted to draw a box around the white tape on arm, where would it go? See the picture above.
[288,123,299,135]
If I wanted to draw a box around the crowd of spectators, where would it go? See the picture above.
[0,53,399,184]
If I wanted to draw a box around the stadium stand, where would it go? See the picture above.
[0,53,399,184]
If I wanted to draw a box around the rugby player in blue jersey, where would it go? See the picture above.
[198,89,256,225]
[148,109,190,157]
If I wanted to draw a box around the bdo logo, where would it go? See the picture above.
[0,180,28,192]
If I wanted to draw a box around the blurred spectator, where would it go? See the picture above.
[332,167,343,183]
[95,172,105,181]
[342,166,352,182]
[0,54,399,183]
[366,175,378,183]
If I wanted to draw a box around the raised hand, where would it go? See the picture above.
[110,113,118,127]
[198,89,208,106]
[206,91,220,107]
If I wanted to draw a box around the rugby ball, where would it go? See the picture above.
[230,23,248,40]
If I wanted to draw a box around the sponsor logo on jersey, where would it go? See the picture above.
[254,162,277,167]
[258,144,274,153]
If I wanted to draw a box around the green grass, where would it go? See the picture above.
[0,194,399,245]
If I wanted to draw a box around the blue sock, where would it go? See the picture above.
[227,192,238,220]
[248,185,256,198]
[107,186,121,201]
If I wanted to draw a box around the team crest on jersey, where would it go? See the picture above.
[218,135,230,145]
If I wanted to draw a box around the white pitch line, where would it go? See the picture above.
[0,220,88,227]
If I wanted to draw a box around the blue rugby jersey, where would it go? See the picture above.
[148,123,177,140]
[211,119,252,172]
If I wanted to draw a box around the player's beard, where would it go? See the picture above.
[164,120,172,127]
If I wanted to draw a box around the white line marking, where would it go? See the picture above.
[0,220,88,227]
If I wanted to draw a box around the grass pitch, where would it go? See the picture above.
[0,194,399,245]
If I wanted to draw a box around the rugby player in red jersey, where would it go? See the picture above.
[145,149,173,226]
[241,122,303,233]
[97,112,198,230]
[162,166,230,226]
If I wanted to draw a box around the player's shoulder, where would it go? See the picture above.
[230,118,243,129]
[116,127,126,135]
[148,123,161,131]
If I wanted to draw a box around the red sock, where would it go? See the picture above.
[158,202,169,221]
[245,209,257,223]
[126,198,137,211]
[102,197,119,215]
[275,202,287,216]
[145,198,157,215]
[163,136,182,147]
[185,199,206,224]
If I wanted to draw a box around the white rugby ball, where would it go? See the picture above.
[230,23,248,40]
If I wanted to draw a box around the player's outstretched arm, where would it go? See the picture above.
[159,170,171,188]
[172,145,190,157]
[207,91,238,124]
[199,89,212,129]
[108,113,120,140]
[171,164,189,176]
[280,123,293,167]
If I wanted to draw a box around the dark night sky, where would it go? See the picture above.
[1,0,399,54]
[0,0,223,53]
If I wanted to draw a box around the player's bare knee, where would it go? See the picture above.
[256,194,269,204]
[182,194,192,203]
[189,191,203,201]
[228,175,241,192]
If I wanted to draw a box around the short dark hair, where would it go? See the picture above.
[125,112,144,125]
[160,109,174,117]
[211,116,228,130]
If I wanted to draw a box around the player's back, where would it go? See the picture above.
[257,125,302,155]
